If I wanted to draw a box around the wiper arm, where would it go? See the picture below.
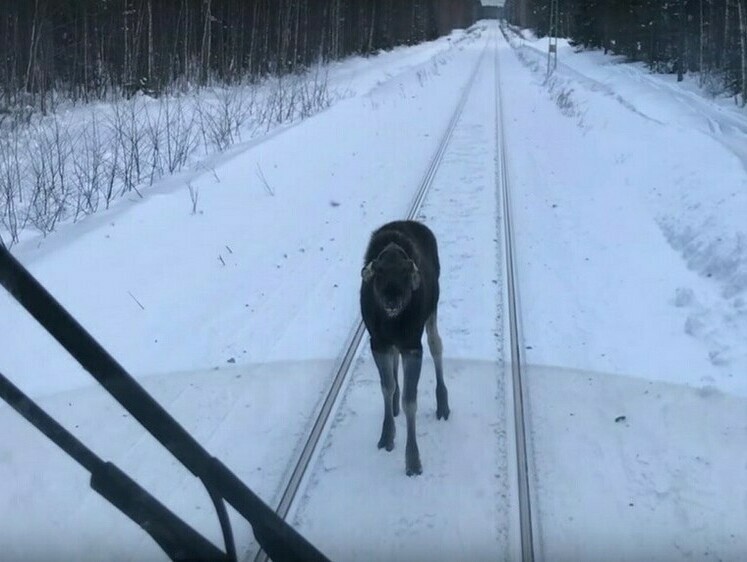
[0,372,226,560]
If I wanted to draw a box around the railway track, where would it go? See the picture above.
[496,22,535,562]
[253,24,533,562]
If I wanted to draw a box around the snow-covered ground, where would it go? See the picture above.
[0,27,473,246]
[526,365,747,561]
[500,26,747,560]
[291,34,512,560]
[505,31,747,392]
[1,24,503,560]
[0,26,483,400]
[2,18,747,562]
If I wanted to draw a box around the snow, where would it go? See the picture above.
[0,26,483,399]
[290,360,509,561]
[291,34,511,560]
[0,362,335,560]
[0,26,473,248]
[1,24,502,560]
[526,365,747,561]
[506,32,747,389]
[2,18,747,562]
[500,26,747,559]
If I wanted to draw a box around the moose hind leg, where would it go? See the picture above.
[373,346,396,451]
[426,312,450,420]
[402,349,423,476]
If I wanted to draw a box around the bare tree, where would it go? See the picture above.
[201,0,213,85]
[739,0,747,103]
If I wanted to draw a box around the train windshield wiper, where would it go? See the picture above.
[0,244,329,562]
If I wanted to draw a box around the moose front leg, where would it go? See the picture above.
[373,345,396,451]
[401,348,423,476]
[392,351,400,417]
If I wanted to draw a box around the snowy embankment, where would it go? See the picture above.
[1,26,482,398]
[0,27,472,246]
[499,26,747,560]
[0,25,490,560]
[504,27,747,395]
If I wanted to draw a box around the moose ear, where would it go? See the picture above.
[410,262,421,291]
[361,261,375,282]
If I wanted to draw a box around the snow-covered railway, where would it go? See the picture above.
[0,22,539,562]
[252,37,488,561]
[253,26,532,562]
[496,23,534,562]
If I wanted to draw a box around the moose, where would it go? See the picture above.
[360,220,449,476]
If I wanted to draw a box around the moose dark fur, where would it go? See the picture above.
[360,220,449,476]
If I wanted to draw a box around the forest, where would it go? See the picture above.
[0,0,480,114]
[505,0,747,103]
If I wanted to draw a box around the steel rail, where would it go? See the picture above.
[495,23,535,562]
[252,38,490,562]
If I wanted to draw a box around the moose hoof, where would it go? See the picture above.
[378,436,394,452]
[436,405,450,420]
[406,447,422,476]
[406,461,423,477]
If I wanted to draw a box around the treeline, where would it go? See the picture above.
[0,0,479,114]
[505,0,747,102]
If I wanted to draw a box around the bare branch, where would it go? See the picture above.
[255,163,275,196]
